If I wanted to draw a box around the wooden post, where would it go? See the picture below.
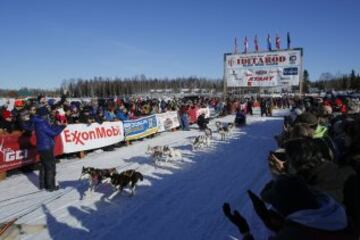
[0,172,6,181]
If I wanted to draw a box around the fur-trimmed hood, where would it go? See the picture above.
[287,193,347,231]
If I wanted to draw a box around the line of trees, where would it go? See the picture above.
[60,75,223,98]
[310,70,360,91]
[0,88,60,98]
[1,70,359,98]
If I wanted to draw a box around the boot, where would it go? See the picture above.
[39,164,46,190]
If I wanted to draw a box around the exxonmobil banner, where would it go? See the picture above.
[225,49,302,87]
[156,111,180,132]
[61,122,124,153]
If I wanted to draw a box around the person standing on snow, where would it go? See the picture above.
[197,112,209,130]
[31,106,65,191]
[179,105,190,131]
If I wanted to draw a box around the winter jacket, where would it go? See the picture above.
[269,194,357,240]
[313,125,328,139]
[197,114,208,130]
[29,115,64,151]
[180,113,190,130]
[235,112,246,125]
[104,111,116,122]
[300,162,360,235]
[115,110,128,121]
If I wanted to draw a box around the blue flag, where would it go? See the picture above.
[287,32,291,49]
[267,34,272,51]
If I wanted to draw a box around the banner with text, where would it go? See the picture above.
[156,111,180,132]
[225,49,303,87]
[0,133,63,172]
[61,122,124,153]
[123,115,159,141]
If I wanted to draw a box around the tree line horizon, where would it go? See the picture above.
[0,70,359,98]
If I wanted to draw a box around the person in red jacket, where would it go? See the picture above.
[334,98,347,113]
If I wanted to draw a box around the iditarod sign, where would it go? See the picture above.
[224,48,303,88]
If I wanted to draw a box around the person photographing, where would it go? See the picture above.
[32,106,66,191]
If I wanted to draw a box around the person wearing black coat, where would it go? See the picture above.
[285,138,360,236]
[223,175,357,240]
[197,113,209,130]
[260,98,267,117]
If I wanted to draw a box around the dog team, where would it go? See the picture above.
[79,119,237,198]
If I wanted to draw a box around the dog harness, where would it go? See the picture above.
[123,170,135,177]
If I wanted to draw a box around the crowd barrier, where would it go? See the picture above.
[0,133,63,172]
[0,109,209,173]
[61,121,124,154]
[123,115,159,141]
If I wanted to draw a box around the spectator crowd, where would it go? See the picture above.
[223,94,360,239]
[0,94,293,135]
[2,92,360,239]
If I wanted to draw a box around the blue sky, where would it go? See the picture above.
[0,0,359,89]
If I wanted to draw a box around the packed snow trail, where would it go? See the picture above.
[0,112,285,240]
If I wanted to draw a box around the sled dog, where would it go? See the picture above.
[192,135,210,150]
[106,169,144,196]
[79,166,117,192]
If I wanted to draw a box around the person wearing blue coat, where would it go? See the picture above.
[104,109,116,122]
[30,107,65,191]
[115,108,129,121]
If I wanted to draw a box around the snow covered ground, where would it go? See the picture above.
[0,110,287,240]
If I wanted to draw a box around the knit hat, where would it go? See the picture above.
[56,108,65,116]
[335,98,343,107]
[48,99,56,106]
[260,175,319,216]
[294,112,318,126]
[14,99,24,107]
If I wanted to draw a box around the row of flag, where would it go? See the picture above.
[233,32,291,54]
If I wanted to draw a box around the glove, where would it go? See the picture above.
[247,190,284,232]
[222,203,250,234]
[248,190,269,220]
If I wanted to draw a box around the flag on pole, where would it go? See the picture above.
[234,37,238,54]
[243,36,249,53]
[275,34,281,49]
[287,32,291,49]
[267,34,272,51]
[254,35,259,52]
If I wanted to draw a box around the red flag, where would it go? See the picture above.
[254,35,259,52]
[275,34,281,49]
